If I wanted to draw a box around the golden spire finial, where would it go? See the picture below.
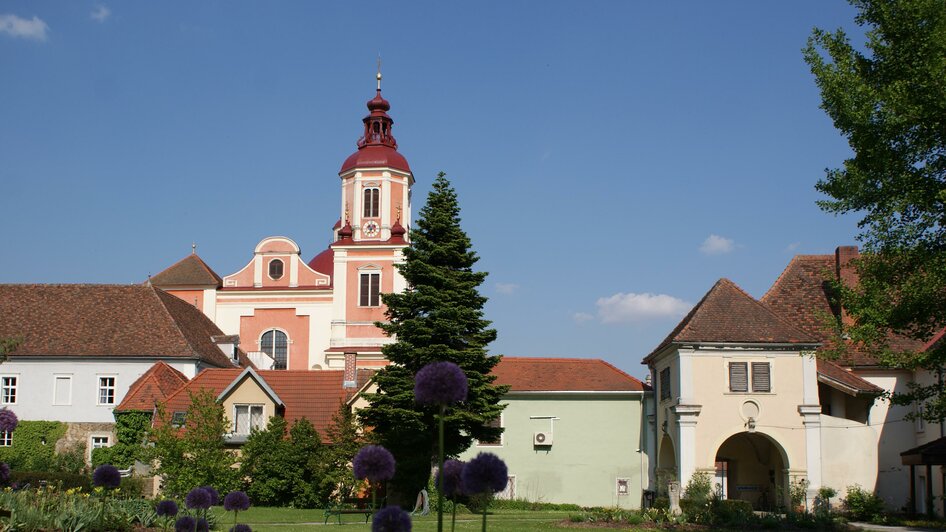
[376,55,382,91]
[344,202,350,223]
[396,204,402,222]
[192,242,196,255]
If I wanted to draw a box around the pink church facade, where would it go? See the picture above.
[150,83,412,374]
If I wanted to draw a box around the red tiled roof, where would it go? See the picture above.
[0,284,235,368]
[116,362,189,411]
[158,368,374,443]
[645,279,819,362]
[761,255,837,340]
[816,359,883,395]
[761,252,925,366]
[150,254,222,288]
[492,357,647,392]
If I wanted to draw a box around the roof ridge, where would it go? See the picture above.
[675,278,730,342]
[596,358,646,386]
[760,254,833,303]
[719,278,820,343]
[150,288,198,359]
[189,254,223,285]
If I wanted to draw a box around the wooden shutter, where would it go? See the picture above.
[729,362,748,392]
[360,273,370,306]
[751,362,771,392]
[660,368,671,400]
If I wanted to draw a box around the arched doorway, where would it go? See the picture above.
[657,434,677,496]
[714,432,787,510]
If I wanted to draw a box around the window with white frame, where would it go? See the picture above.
[1,376,17,405]
[0,431,11,447]
[53,375,72,405]
[234,405,265,435]
[728,362,771,393]
[359,272,381,307]
[476,415,503,446]
[91,436,110,449]
[260,329,288,370]
[98,376,116,405]
[363,187,380,218]
[917,403,926,432]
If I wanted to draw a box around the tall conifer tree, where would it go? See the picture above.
[359,173,507,504]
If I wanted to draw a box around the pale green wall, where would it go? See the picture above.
[459,393,645,508]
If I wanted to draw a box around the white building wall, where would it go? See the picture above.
[0,358,199,423]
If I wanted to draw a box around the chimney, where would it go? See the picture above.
[343,352,357,388]
[835,246,860,326]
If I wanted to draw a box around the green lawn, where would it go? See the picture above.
[210,507,578,531]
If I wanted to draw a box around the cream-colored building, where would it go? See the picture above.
[645,278,878,509]
[645,247,943,514]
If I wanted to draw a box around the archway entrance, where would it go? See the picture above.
[657,434,677,496]
[714,432,787,510]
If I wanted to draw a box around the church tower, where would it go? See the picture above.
[326,71,413,373]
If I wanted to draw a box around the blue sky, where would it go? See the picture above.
[0,2,866,378]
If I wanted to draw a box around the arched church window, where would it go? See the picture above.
[268,259,284,280]
[363,188,380,218]
[260,329,288,370]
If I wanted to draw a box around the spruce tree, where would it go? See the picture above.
[358,172,507,505]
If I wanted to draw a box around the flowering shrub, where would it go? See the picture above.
[353,445,396,483]
[224,490,252,530]
[185,487,212,510]
[199,485,220,506]
[175,515,196,532]
[230,525,252,532]
[462,452,508,531]
[156,499,179,516]
[0,408,18,433]
[372,505,412,532]
[414,362,468,405]
[92,464,121,489]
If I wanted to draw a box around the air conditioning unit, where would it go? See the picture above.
[533,431,552,446]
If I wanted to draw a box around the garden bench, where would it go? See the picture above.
[323,497,378,524]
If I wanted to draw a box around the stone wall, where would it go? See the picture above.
[55,422,115,456]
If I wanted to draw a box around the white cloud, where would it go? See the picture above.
[90,4,110,22]
[0,14,49,41]
[495,282,519,295]
[700,234,735,255]
[572,312,594,323]
[596,292,692,323]
[785,242,800,252]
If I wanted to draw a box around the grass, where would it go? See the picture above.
[210,507,578,531]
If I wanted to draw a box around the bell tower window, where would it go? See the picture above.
[360,272,381,307]
[363,188,380,218]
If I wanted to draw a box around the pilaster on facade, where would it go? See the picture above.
[798,404,823,500]
[672,403,702,488]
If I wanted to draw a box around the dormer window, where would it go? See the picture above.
[268,259,284,280]
[364,187,380,218]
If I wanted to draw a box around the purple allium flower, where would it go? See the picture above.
[185,487,212,510]
[175,516,196,532]
[156,499,179,517]
[371,505,412,532]
[414,362,468,405]
[437,459,465,498]
[0,409,17,433]
[199,485,219,505]
[462,452,508,495]
[353,445,396,483]
[195,518,209,532]
[92,464,121,489]
[230,525,252,532]
[224,490,251,512]
[0,462,9,483]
